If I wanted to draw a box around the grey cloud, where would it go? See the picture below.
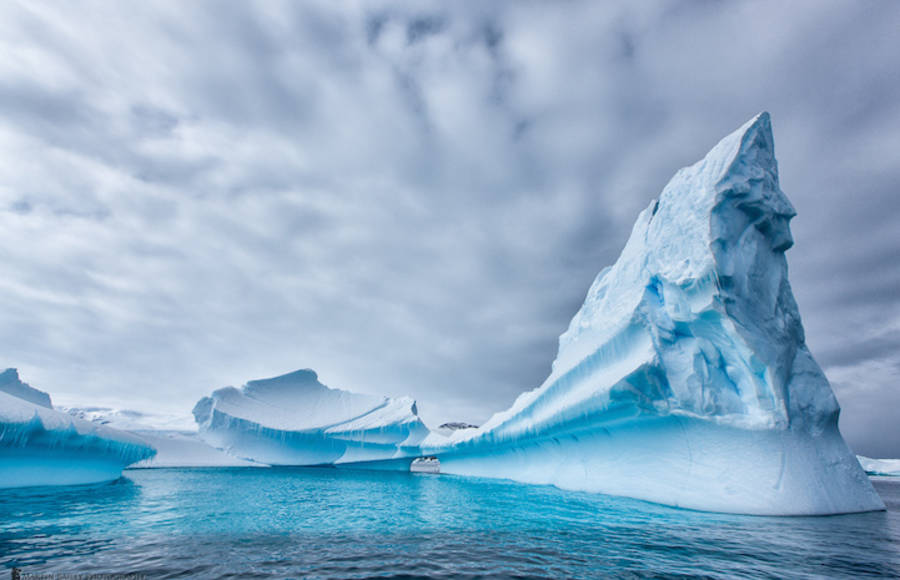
[0,0,898,454]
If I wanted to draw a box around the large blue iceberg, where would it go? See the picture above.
[188,114,883,516]
[0,369,156,488]
[419,113,883,515]
[193,369,429,466]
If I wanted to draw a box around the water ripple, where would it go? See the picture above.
[1,468,898,578]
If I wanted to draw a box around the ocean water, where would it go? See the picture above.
[1,468,898,579]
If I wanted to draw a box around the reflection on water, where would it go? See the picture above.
[0,478,138,568]
[2,468,899,578]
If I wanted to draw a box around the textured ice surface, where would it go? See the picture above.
[0,368,52,408]
[0,389,155,488]
[858,456,900,477]
[420,113,884,515]
[193,369,429,465]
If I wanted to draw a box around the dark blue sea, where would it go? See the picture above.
[1,468,898,578]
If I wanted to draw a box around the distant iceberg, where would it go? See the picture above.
[858,456,900,477]
[419,113,884,516]
[193,369,429,466]
[61,406,197,432]
[61,406,263,469]
[0,370,155,488]
[129,431,264,468]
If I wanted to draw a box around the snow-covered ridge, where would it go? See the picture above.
[193,369,429,465]
[420,113,884,515]
[61,406,197,432]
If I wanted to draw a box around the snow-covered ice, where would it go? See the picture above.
[419,113,884,515]
[0,371,155,488]
[858,456,900,477]
[61,406,197,432]
[193,369,429,466]
[127,431,264,468]
[60,406,263,468]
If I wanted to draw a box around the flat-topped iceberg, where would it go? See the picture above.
[421,113,884,515]
[0,371,155,488]
[193,369,429,466]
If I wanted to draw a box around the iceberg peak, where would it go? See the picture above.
[543,112,811,432]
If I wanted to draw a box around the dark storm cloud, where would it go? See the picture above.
[0,0,898,455]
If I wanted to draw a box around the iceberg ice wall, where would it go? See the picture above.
[0,371,156,488]
[193,369,429,466]
[422,113,884,515]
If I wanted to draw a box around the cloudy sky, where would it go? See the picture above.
[1,1,898,456]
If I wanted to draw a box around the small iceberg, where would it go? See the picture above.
[193,369,429,466]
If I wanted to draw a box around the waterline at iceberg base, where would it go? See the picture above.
[190,113,883,516]
[435,416,872,515]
